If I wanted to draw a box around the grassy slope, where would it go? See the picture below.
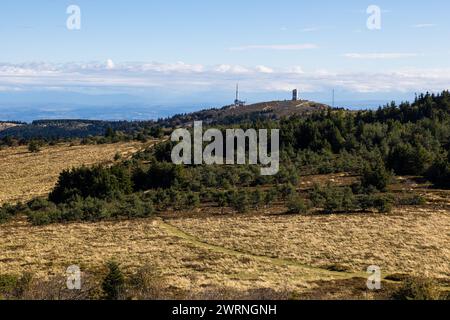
[0,141,449,299]
[0,141,155,205]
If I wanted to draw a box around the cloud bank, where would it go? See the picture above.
[0,61,448,96]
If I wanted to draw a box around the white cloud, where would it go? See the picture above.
[214,64,250,74]
[286,66,305,74]
[343,53,419,59]
[229,44,318,51]
[412,24,437,28]
[137,61,204,73]
[106,59,115,70]
[255,65,274,74]
[264,81,317,93]
[0,61,448,95]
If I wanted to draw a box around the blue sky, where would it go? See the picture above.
[0,0,450,119]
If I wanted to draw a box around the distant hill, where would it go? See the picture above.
[0,99,329,140]
[0,121,24,132]
[158,99,330,127]
[0,119,154,140]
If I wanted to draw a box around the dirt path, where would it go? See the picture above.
[157,219,450,294]
[156,218,367,280]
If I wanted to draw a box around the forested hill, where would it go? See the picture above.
[1,92,449,143]
[358,91,450,123]
[0,99,328,140]
[0,119,155,140]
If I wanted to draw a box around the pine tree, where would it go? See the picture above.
[102,261,125,300]
[28,140,41,153]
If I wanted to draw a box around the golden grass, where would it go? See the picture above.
[0,144,448,298]
[169,207,450,280]
[0,204,448,296]
[0,218,340,294]
[0,142,151,205]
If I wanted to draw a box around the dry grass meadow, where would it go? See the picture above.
[0,143,449,299]
[1,205,449,299]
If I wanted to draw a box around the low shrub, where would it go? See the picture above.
[28,140,42,153]
[0,274,19,298]
[25,199,61,225]
[398,194,427,206]
[310,185,357,214]
[250,189,263,210]
[27,198,54,211]
[357,194,394,213]
[0,204,18,224]
[61,197,111,222]
[184,192,200,210]
[360,161,391,192]
[27,210,58,226]
[229,191,250,213]
[371,195,394,213]
[0,273,33,299]
[426,157,450,189]
[116,194,154,218]
[264,188,278,206]
[286,195,308,214]
[127,265,166,300]
[310,184,394,214]
[391,277,441,300]
[277,183,296,200]
[214,191,229,208]
[25,193,155,226]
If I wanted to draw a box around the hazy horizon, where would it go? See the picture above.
[1,0,449,121]
[0,90,416,122]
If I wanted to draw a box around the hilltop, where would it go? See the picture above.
[158,99,330,127]
[0,121,23,132]
[223,99,330,117]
